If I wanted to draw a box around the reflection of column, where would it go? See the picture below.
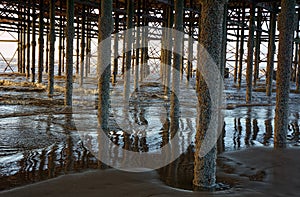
[217,122,225,154]
[38,149,46,179]
[274,0,296,148]
[264,119,273,145]
[245,117,252,147]
[264,106,273,145]
[234,118,242,149]
[64,113,74,172]
[193,0,226,189]
[252,119,259,141]
[48,144,57,178]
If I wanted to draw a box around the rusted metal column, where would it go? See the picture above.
[193,0,226,189]
[220,2,228,77]
[113,1,120,85]
[76,20,80,74]
[18,12,23,73]
[274,0,296,148]
[18,28,21,73]
[98,0,113,130]
[296,10,300,91]
[266,8,277,96]
[141,0,149,81]
[164,1,174,94]
[187,11,193,82]
[254,8,262,87]
[297,42,300,90]
[85,8,91,77]
[122,26,126,76]
[234,12,240,83]
[48,0,56,96]
[238,4,246,88]
[58,0,63,76]
[246,3,256,103]
[22,7,26,74]
[26,0,31,79]
[38,0,44,83]
[160,7,166,80]
[134,0,141,90]
[65,0,75,106]
[31,0,37,82]
[124,0,134,102]
[62,28,65,73]
[170,0,183,121]
[80,7,86,87]
[45,21,49,73]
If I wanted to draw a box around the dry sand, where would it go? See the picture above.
[1,147,299,197]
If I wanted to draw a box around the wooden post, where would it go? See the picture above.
[274,0,296,148]
[48,0,56,96]
[246,3,256,103]
[65,0,75,106]
[266,7,277,96]
[98,0,113,130]
[38,0,44,83]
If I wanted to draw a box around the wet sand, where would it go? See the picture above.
[1,147,299,197]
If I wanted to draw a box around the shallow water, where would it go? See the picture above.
[0,75,299,191]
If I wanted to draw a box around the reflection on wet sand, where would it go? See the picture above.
[0,86,300,191]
